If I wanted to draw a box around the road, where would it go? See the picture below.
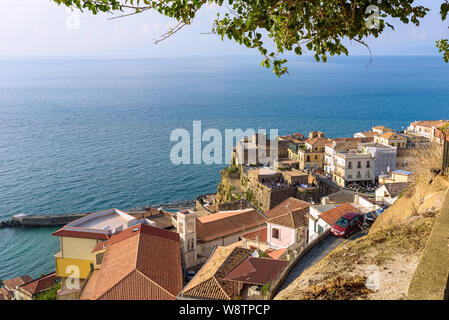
[274,229,368,296]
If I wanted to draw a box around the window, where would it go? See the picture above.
[357,161,362,168]
[314,155,318,160]
[348,161,352,169]
[318,225,324,235]
[366,161,370,168]
[306,156,310,162]
[96,252,104,265]
[272,228,280,239]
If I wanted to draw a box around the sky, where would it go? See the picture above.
[0,0,447,58]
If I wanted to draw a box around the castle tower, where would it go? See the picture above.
[176,210,197,269]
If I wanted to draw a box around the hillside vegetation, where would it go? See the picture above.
[276,152,449,300]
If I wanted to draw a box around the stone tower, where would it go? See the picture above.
[176,210,197,269]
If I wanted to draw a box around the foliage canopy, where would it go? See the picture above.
[53,0,449,76]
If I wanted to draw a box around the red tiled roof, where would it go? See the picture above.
[242,227,267,243]
[92,240,109,253]
[264,197,309,220]
[181,247,252,300]
[380,131,407,140]
[197,209,266,242]
[20,273,60,295]
[86,223,183,300]
[318,203,359,226]
[268,209,308,229]
[223,257,288,285]
[52,228,110,240]
[411,120,449,128]
[0,288,12,300]
[3,275,33,291]
[267,248,287,260]
[305,137,332,146]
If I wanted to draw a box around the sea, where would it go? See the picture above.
[0,55,448,280]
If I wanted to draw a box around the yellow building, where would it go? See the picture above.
[51,208,142,300]
[375,131,407,148]
[297,137,331,170]
[379,170,413,184]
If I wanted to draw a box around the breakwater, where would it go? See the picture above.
[0,199,196,228]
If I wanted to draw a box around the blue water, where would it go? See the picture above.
[0,55,448,280]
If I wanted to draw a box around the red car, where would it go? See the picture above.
[331,212,363,238]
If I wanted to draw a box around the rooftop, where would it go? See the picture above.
[52,208,137,240]
[264,197,310,220]
[360,142,396,149]
[197,209,266,242]
[380,131,407,140]
[180,246,252,300]
[223,257,288,285]
[3,275,33,291]
[318,203,359,226]
[20,273,60,296]
[324,190,364,204]
[268,209,307,229]
[411,120,449,128]
[392,170,413,176]
[381,182,413,198]
[305,137,332,147]
[242,227,268,243]
[81,223,183,300]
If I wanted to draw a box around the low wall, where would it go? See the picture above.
[407,190,449,300]
[12,213,88,227]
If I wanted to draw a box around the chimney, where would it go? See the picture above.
[321,197,329,205]
[354,194,360,205]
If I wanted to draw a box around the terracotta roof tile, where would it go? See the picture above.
[223,257,288,285]
[3,275,33,291]
[380,131,407,140]
[383,182,412,198]
[318,203,359,226]
[197,210,266,242]
[92,240,109,253]
[411,120,449,128]
[20,273,60,295]
[264,197,310,220]
[86,223,183,300]
[242,227,267,243]
[181,247,252,300]
[305,137,332,146]
[52,228,110,240]
[267,209,308,229]
[0,288,12,300]
[267,248,287,260]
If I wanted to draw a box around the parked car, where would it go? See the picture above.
[331,212,364,238]
[364,211,378,225]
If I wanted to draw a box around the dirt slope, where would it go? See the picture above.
[275,177,448,300]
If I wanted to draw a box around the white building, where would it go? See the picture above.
[359,142,397,178]
[324,140,361,175]
[375,182,412,205]
[333,150,374,187]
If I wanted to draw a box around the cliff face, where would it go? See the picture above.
[216,168,242,204]
[275,176,448,300]
[370,175,449,233]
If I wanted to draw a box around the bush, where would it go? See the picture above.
[34,282,61,300]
